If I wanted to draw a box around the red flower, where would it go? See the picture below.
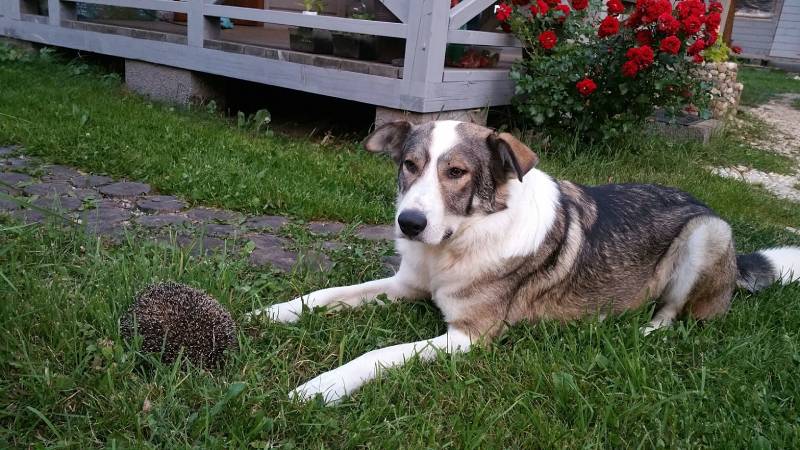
[638,0,672,23]
[731,45,742,54]
[496,3,513,21]
[692,54,704,63]
[622,60,639,77]
[607,0,625,15]
[544,0,561,6]
[635,30,653,46]
[576,78,598,97]
[659,35,681,54]
[538,30,558,49]
[598,16,620,37]
[682,15,704,34]
[686,38,706,55]
[572,0,589,10]
[705,12,721,30]
[706,29,718,45]
[626,45,655,68]
[676,0,705,19]
[536,0,550,14]
[657,13,680,34]
[625,10,642,27]
[554,4,571,21]
[709,1,723,13]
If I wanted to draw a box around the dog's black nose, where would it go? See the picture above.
[398,210,427,237]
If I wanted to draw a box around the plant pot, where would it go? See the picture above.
[289,17,332,55]
[332,32,376,60]
[375,37,404,64]
[289,26,315,53]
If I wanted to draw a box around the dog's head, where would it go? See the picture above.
[364,120,539,246]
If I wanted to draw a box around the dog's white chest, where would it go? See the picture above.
[396,240,484,323]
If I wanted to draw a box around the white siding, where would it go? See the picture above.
[733,17,779,57]
[770,0,800,58]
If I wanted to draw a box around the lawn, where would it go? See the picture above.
[2,48,800,448]
[737,65,800,107]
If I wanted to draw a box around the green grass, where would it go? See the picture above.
[737,66,800,106]
[2,219,799,448]
[2,48,800,448]
[0,49,395,224]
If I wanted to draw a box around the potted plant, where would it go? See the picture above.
[331,1,377,60]
[289,0,332,54]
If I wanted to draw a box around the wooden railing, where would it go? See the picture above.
[1,0,520,112]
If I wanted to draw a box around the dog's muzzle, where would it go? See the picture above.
[398,209,427,238]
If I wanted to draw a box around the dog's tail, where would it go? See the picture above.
[736,247,800,292]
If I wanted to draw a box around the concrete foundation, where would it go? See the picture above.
[375,106,488,128]
[648,118,723,145]
[124,59,221,106]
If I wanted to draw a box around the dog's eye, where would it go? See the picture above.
[447,167,466,179]
[403,160,418,174]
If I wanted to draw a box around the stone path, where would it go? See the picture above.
[712,93,800,203]
[0,146,398,273]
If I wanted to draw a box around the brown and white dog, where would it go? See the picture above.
[248,120,800,404]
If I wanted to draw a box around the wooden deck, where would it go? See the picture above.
[1,0,521,113]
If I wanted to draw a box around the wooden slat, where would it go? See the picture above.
[447,29,522,47]
[63,0,189,13]
[402,0,450,86]
[449,0,496,30]
[378,0,409,23]
[188,0,218,47]
[48,0,77,25]
[203,4,407,38]
[7,0,22,19]
[421,79,515,112]
[443,68,510,82]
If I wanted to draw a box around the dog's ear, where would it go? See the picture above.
[486,132,539,182]
[363,121,412,164]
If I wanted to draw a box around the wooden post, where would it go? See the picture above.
[8,1,24,19]
[721,0,736,45]
[48,0,77,26]
[402,0,450,90]
[188,0,219,47]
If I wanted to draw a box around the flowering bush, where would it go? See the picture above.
[503,0,719,139]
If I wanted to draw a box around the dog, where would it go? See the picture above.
[248,120,800,404]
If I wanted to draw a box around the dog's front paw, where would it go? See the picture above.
[246,298,303,323]
[290,369,352,405]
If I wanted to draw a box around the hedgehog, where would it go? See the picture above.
[120,282,238,368]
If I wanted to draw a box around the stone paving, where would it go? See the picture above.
[0,146,398,273]
[711,94,800,204]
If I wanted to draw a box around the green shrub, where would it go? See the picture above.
[501,0,721,139]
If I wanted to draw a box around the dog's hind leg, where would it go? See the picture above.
[642,217,736,335]
[247,267,429,323]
